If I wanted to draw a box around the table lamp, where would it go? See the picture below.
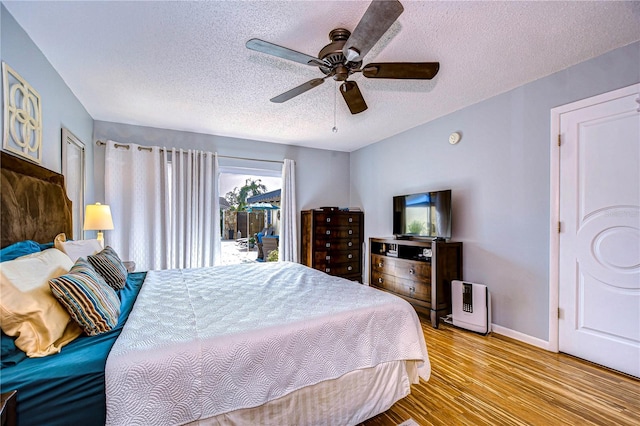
[84,203,114,247]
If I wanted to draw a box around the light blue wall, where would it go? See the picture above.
[0,4,94,201]
[92,121,352,243]
[350,41,640,341]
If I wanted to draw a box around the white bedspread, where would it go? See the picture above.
[105,262,430,425]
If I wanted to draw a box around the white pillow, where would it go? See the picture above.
[54,233,102,262]
[0,248,82,357]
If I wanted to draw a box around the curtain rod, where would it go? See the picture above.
[95,140,285,164]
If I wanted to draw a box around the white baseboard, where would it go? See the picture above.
[362,284,555,352]
[490,323,554,351]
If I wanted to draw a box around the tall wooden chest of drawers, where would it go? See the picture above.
[301,209,364,282]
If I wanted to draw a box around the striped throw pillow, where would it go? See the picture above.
[49,258,121,336]
[87,246,128,291]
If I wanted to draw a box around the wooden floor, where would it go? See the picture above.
[360,318,640,426]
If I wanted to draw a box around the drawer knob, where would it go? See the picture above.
[348,254,353,259]
[409,269,415,275]
[326,230,331,235]
[326,268,331,273]
[326,243,331,248]
[326,217,331,223]
[347,266,352,271]
[378,277,384,284]
[348,242,353,247]
[348,229,353,235]
[378,262,383,268]
[326,255,331,260]
[348,217,353,222]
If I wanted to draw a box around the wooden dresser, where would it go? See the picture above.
[369,237,462,328]
[301,209,364,282]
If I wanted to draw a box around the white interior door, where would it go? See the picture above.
[61,128,85,240]
[558,85,640,378]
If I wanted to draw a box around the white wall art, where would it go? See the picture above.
[2,62,42,163]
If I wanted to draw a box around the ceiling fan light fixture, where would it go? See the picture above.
[345,47,361,63]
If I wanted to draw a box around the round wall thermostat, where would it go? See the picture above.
[449,132,461,145]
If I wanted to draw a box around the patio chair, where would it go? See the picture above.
[262,236,279,260]
[254,227,276,260]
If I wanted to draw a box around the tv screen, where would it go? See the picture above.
[393,190,452,239]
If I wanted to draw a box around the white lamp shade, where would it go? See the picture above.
[83,203,114,231]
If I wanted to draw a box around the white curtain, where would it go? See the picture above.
[165,148,220,269]
[105,141,168,271]
[105,141,220,271]
[279,159,297,262]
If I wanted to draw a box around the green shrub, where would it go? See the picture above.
[267,248,278,262]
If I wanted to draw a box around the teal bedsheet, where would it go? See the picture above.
[0,272,146,426]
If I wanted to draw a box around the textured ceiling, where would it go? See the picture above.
[3,1,639,152]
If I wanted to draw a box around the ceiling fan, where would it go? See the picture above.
[246,0,439,114]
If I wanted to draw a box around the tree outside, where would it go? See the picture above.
[224,178,267,211]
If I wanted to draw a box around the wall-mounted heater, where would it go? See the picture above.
[451,280,491,334]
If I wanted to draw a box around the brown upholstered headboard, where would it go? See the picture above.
[1,150,73,248]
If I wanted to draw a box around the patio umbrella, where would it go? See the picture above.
[246,202,279,211]
[248,202,280,228]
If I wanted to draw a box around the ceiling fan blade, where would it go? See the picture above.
[340,81,368,114]
[342,0,404,63]
[246,39,325,67]
[363,62,440,79]
[270,78,326,103]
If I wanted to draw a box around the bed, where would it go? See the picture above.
[0,151,430,425]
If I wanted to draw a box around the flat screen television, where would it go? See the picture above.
[393,189,452,239]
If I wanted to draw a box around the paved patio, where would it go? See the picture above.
[220,239,258,265]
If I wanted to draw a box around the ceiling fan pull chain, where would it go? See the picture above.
[332,80,338,133]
